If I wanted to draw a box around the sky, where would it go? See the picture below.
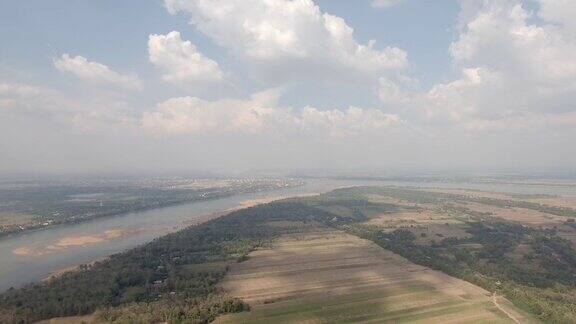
[0,0,575,175]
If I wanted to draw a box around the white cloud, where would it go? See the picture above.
[299,106,401,138]
[0,82,50,101]
[141,91,279,135]
[5,0,576,173]
[451,0,576,84]
[0,82,66,114]
[142,90,401,137]
[538,0,576,34]
[0,81,137,133]
[451,0,576,111]
[148,31,225,88]
[378,0,576,131]
[1,80,401,140]
[54,54,142,91]
[371,0,404,9]
[163,0,407,82]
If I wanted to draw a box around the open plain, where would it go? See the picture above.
[217,228,530,323]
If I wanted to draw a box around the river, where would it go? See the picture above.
[1,178,575,291]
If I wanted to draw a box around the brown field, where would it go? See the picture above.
[364,193,438,210]
[456,202,565,226]
[366,210,463,227]
[217,229,532,323]
[426,188,576,212]
[426,188,511,199]
[364,194,421,207]
[528,196,576,209]
[365,211,470,245]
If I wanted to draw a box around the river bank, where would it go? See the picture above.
[2,178,575,291]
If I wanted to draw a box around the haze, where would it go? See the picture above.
[1,0,575,175]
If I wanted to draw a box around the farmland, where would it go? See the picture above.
[218,229,525,323]
[216,186,576,323]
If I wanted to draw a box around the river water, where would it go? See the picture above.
[1,178,575,291]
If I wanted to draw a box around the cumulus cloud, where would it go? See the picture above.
[450,0,576,113]
[142,90,280,135]
[2,79,400,141]
[0,81,137,133]
[299,106,401,137]
[148,31,225,88]
[378,0,576,131]
[0,82,66,114]
[451,0,576,85]
[538,0,576,34]
[163,0,407,82]
[54,54,142,91]
[0,81,151,174]
[142,90,401,137]
[0,82,51,101]
[371,0,404,9]
[6,0,576,173]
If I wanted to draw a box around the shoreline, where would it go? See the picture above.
[36,190,326,286]
[42,259,104,283]
[0,183,307,241]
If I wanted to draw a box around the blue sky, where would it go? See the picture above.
[0,0,458,104]
[0,0,575,174]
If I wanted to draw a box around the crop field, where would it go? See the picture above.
[217,229,526,323]
[425,188,576,218]
[365,210,464,226]
[528,196,576,209]
[454,202,564,226]
[425,188,514,199]
[361,187,576,231]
